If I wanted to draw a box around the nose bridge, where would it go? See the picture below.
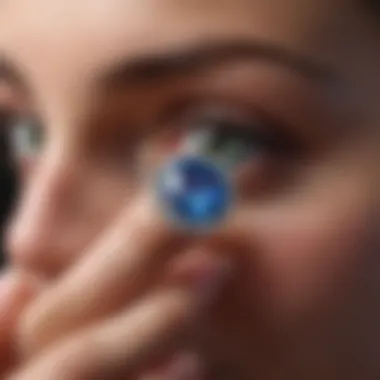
[25,149,80,223]
[6,149,84,273]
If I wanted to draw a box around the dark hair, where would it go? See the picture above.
[365,0,380,14]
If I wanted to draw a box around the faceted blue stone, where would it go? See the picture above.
[156,156,232,230]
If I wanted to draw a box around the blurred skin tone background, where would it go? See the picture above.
[0,0,379,379]
[0,121,13,266]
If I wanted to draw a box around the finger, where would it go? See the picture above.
[19,190,182,356]
[140,352,204,380]
[0,271,40,375]
[11,255,229,380]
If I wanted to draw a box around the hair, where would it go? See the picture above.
[365,0,380,15]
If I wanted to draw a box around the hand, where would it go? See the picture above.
[8,192,231,379]
[0,272,38,376]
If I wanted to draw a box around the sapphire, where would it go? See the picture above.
[156,156,232,230]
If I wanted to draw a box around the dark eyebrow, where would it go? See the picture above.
[0,40,342,95]
[101,39,341,90]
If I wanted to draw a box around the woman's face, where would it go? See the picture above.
[1,0,380,377]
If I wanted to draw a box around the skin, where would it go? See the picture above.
[0,0,379,379]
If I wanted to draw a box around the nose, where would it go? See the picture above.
[6,153,118,279]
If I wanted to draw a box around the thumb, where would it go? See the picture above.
[0,271,39,375]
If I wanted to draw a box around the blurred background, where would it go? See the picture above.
[0,113,17,268]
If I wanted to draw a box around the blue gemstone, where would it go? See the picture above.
[156,156,232,229]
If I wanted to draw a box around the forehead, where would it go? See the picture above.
[0,0,345,63]
[0,0,371,113]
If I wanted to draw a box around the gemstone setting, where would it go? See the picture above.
[156,155,233,231]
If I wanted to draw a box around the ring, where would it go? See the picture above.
[153,125,250,232]
[155,154,233,232]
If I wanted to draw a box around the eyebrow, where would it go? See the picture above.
[0,39,341,95]
[100,39,341,90]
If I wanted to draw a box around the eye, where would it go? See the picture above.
[172,105,291,168]
[7,116,44,162]
[183,118,267,166]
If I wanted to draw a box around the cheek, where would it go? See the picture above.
[243,182,376,322]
